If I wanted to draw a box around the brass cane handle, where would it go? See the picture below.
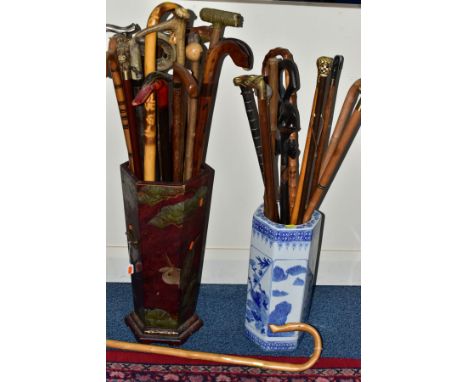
[317,56,333,77]
[106,322,322,372]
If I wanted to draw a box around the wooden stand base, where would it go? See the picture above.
[125,312,203,345]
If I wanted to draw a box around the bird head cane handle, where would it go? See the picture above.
[107,322,322,372]
[200,8,243,45]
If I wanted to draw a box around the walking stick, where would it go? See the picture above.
[290,57,333,225]
[192,38,254,176]
[320,79,361,178]
[107,37,134,172]
[132,72,173,181]
[310,55,344,196]
[262,48,300,213]
[184,35,204,181]
[173,62,198,182]
[278,103,301,224]
[252,75,279,222]
[135,6,190,182]
[140,2,186,181]
[107,322,322,372]
[267,58,280,202]
[233,75,264,180]
[303,104,361,222]
[116,34,143,179]
[199,8,243,47]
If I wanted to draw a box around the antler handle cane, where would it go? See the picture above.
[107,322,322,372]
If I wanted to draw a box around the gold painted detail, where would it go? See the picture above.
[317,56,333,77]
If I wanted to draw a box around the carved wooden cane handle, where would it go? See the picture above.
[107,322,322,372]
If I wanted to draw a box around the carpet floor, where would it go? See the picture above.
[107,284,360,359]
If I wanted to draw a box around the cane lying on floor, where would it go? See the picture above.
[106,322,322,372]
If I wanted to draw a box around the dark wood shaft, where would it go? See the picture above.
[107,38,134,172]
[320,79,361,178]
[261,48,299,214]
[123,78,143,179]
[303,107,361,222]
[238,86,264,179]
[267,58,280,202]
[156,80,172,181]
[258,97,279,222]
[192,38,253,176]
[310,56,344,197]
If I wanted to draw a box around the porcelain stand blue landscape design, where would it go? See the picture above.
[245,205,323,351]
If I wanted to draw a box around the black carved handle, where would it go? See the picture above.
[239,86,264,180]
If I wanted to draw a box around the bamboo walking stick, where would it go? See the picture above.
[107,37,134,172]
[290,57,333,225]
[141,2,184,181]
[192,38,254,176]
[320,79,361,178]
[135,6,190,182]
[303,105,361,222]
[107,322,322,372]
[310,55,344,196]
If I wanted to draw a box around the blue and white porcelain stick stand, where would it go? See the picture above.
[245,205,323,351]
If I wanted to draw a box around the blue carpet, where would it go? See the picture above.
[107,283,360,358]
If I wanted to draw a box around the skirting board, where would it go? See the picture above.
[106,246,361,285]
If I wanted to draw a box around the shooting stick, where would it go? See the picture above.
[107,322,322,372]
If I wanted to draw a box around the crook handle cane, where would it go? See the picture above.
[107,322,322,372]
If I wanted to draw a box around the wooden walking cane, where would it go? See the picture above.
[132,72,173,181]
[173,62,198,182]
[233,75,264,180]
[320,79,361,178]
[262,48,300,214]
[290,57,333,225]
[107,322,322,372]
[310,55,344,196]
[192,38,254,176]
[303,104,361,222]
[184,34,204,181]
[116,34,143,179]
[140,2,185,181]
[107,37,134,172]
[252,75,279,222]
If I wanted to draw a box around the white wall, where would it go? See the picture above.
[106,0,361,284]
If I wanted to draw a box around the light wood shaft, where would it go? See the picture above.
[320,79,361,178]
[107,322,322,372]
[303,107,361,222]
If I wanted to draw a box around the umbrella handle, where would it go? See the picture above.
[107,322,322,372]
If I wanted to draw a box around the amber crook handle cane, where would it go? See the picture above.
[107,322,322,372]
